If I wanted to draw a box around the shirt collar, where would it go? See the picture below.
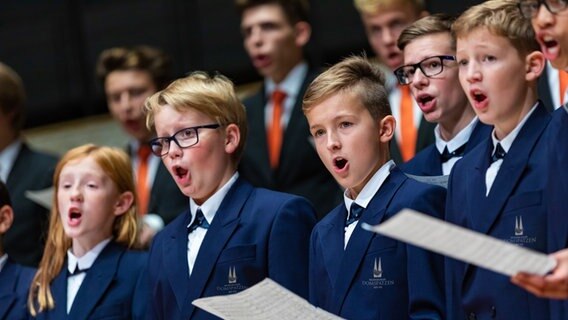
[0,139,22,182]
[435,117,479,154]
[265,61,308,100]
[491,102,538,153]
[187,172,239,228]
[67,238,112,274]
[343,160,395,212]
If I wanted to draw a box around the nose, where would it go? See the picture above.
[381,28,397,46]
[463,62,482,84]
[166,139,183,159]
[70,185,83,202]
[534,3,554,28]
[326,131,341,151]
[116,92,134,114]
[248,27,263,48]
[411,69,429,89]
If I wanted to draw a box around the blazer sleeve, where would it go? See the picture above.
[406,185,447,320]
[268,196,316,299]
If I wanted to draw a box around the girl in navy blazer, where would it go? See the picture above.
[28,144,148,319]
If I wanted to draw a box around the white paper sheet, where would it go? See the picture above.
[361,209,556,276]
[192,278,344,320]
[405,174,449,189]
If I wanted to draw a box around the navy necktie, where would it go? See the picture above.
[188,209,210,234]
[490,143,506,163]
[440,143,467,163]
[346,203,364,227]
[68,266,89,276]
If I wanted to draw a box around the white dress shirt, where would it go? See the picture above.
[343,160,395,248]
[66,238,112,313]
[0,253,8,273]
[187,172,239,275]
[435,117,479,175]
[485,104,538,195]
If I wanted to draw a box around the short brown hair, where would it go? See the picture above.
[0,62,26,132]
[354,0,425,15]
[303,55,391,120]
[452,0,539,56]
[398,14,456,51]
[144,71,248,163]
[235,0,310,24]
[95,46,172,90]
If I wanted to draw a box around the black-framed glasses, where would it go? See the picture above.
[518,0,568,18]
[394,55,456,85]
[149,124,220,157]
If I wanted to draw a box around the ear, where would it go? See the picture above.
[0,205,14,234]
[224,124,241,155]
[114,191,134,217]
[525,50,545,81]
[294,21,311,47]
[379,115,395,143]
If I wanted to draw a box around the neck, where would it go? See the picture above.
[438,105,476,141]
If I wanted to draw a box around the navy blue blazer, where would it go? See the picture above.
[401,121,492,176]
[445,102,551,320]
[545,107,568,320]
[0,259,35,320]
[147,177,317,320]
[308,167,446,320]
[33,242,149,320]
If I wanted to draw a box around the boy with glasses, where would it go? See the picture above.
[144,72,316,319]
[396,14,492,176]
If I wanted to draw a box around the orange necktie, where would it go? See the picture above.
[268,90,286,169]
[136,145,152,215]
[399,85,416,162]
[560,70,568,105]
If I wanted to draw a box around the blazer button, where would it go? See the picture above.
[491,306,497,318]
[468,312,477,320]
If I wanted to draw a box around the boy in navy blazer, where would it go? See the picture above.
[446,1,551,319]
[144,71,317,319]
[396,14,492,176]
[510,1,568,317]
[303,55,446,320]
[0,180,35,320]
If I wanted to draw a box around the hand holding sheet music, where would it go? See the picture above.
[361,209,556,276]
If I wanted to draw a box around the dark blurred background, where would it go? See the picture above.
[0,0,482,129]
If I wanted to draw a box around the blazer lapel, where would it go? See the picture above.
[331,169,406,314]
[182,178,253,318]
[68,242,123,319]
[474,104,550,235]
[165,210,192,312]
[49,264,69,319]
[319,207,349,285]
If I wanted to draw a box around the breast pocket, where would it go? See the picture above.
[217,244,257,264]
[502,190,542,215]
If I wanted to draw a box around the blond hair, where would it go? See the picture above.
[398,14,456,51]
[353,0,425,15]
[452,0,539,55]
[144,71,248,162]
[28,144,139,315]
[303,55,391,120]
[0,62,26,132]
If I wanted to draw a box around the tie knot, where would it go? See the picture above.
[490,143,506,163]
[346,203,364,227]
[440,143,467,163]
[188,209,210,233]
[69,266,89,276]
[272,90,287,104]
[137,144,152,161]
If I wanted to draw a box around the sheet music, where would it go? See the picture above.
[361,209,556,276]
[192,278,343,320]
[405,174,449,189]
